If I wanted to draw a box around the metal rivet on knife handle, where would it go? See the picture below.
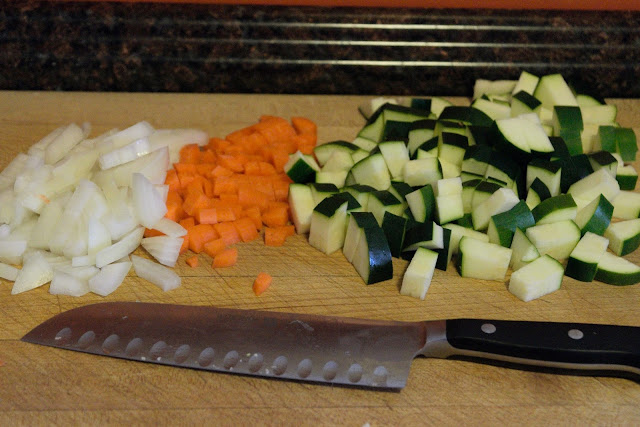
[223,351,240,370]
[347,363,363,383]
[322,361,339,381]
[174,344,191,364]
[372,366,388,386]
[125,338,143,357]
[198,347,215,367]
[297,359,313,378]
[149,341,167,360]
[272,356,288,375]
[54,327,72,344]
[102,334,120,354]
[77,331,95,349]
[248,353,264,372]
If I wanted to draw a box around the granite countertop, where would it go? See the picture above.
[1,1,640,96]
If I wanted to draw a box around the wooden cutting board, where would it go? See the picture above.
[1,91,640,425]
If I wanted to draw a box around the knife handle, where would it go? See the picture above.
[435,319,640,380]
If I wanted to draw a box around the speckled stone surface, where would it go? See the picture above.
[1,1,640,96]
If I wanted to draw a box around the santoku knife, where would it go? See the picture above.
[21,302,640,389]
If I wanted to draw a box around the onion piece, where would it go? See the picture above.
[49,270,90,297]
[98,138,151,170]
[95,121,154,154]
[11,251,53,294]
[54,263,99,282]
[29,199,63,249]
[92,146,169,188]
[0,261,19,281]
[28,126,65,157]
[44,123,85,165]
[87,217,112,255]
[0,240,27,259]
[131,254,181,292]
[141,236,183,267]
[0,224,11,239]
[147,128,209,164]
[71,254,96,267]
[152,217,187,238]
[95,226,144,268]
[131,173,167,229]
[88,260,132,296]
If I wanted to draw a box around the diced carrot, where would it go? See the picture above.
[188,224,218,253]
[272,178,290,202]
[252,272,272,296]
[165,191,185,222]
[261,204,290,228]
[165,169,181,193]
[211,165,234,178]
[204,238,227,258]
[200,150,217,164]
[213,175,239,196]
[264,225,295,247]
[218,154,244,173]
[174,163,198,175]
[242,206,263,230]
[179,235,189,254]
[270,149,291,173]
[233,217,259,242]
[179,144,201,163]
[207,137,231,153]
[185,255,199,268]
[179,217,196,229]
[291,116,317,135]
[226,126,255,144]
[144,228,165,238]
[212,247,238,268]
[214,222,241,246]
[196,208,218,225]
[177,173,196,191]
[182,192,211,217]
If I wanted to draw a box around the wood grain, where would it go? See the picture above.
[1,91,640,425]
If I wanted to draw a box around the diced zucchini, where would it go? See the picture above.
[616,164,638,190]
[587,151,618,178]
[342,184,376,211]
[533,73,578,110]
[381,211,408,258]
[509,227,540,271]
[400,247,439,300]
[580,104,617,126]
[403,221,444,252]
[433,226,453,270]
[382,120,412,142]
[414,137,439,159]
[531,194,577,224]
[473,79,517,99]
[430,97,454,117]
[565,232,609,282]
[309,182,339,206]
[525,219,581,261]
[567,168,620,208]
[284,151,320,183]
[470,180,504,211]
[308,193,355,254]
[461,145,492,176]
[405,184,435,223]
[343,211,378,263]
[378,140,410,180]
[574,194,613,236]
[438,132,469,167]
[434,177,464,225]
[368,190,404,226]
[350,153,391,191]
[487,200,535,247]
[508,255,564,302]
[407,119,437,157]
[288,183,315,234]
[553,154,594,193]
[443,223,489,255]
[471,187,520,231]
[471,98,511,121]
[510,90,542,117]
[438,106,493,127]
[315,170,349,188]
[456,237,512,281]
[388,181,413,206]
[612,190,640,219]
[511,71,539,96]
[552,106,583,135]
[527,177,552,207]
[313,140,360,166]
[402,157,442,187]
[604,218,640,256]
[576,93,604,107]
[594,251,640,286]
[351,221,393,285]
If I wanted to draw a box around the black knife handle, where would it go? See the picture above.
[443,319,640,380]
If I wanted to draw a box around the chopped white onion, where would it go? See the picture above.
[95,121,154,154]
[0,261,19,281]
[29,199,63,249]
[71,254,96,267]
[98,138,151,170]
[44,123,85,165]
[28,126,65,156]
[147,128,209,164]
[54,263,99,282]
[141,236,183,267]
[11,251,53,294]
[0,224,10,239]
[0,240,27,258]
[0,190,14,224]
[131,173,167,229]
[87,217,112,255]
[156,184,169,204]
[95,226,144,268]
[88,260,132,296]
[92,146,169,188]
[131,254,181,292]
[152,217,187,237]
[49,270,90,297]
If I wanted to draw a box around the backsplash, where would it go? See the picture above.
[2,1,640,96]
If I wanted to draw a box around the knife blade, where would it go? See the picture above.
[21,302,640,389]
